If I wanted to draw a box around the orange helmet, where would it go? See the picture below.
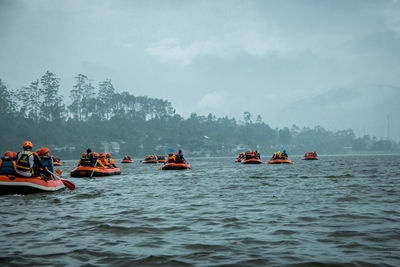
[168,152,173,156]
[100,153,105,158]
[92,152,99,157]
[39,147,49,155]
[3,151,13,158]
[82,153,87,157]
[12,152,17,158]
[106,153,111,158]
[23,141,33,149]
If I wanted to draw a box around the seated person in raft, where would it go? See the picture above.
[0,151,17,175]
[174,150,186,164]
[35,147,55,178]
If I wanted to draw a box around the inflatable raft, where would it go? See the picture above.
[121,159,134,163]
[0,175,65,195]
[161,163,191,170]
[242,158,263,164]
[70,166,121,177]
[267,159,293,164]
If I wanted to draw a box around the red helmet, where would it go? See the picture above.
[92,153,99,157]
[23,141,33,149]
[82,153,87,157]
[39,147,49,155]
[3,151,13,158]
[106,153,111,158]
[100,153,105,158]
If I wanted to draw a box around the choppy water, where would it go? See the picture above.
[1,155,400,266]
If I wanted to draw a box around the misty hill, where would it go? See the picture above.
[0,72,398,159]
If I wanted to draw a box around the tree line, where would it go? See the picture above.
[0,71,398,159]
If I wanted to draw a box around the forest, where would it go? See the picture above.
[0,71,398,159]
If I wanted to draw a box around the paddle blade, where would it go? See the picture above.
[62,179,75,190]
[55,169,62,175]
[157,166,162,170]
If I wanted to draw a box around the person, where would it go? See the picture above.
[282,150,288,159]
[98,153,110,168]
[167,152,176,163]
[0,151,17,175]
[91,153,105,168]
[37,147,54,178]
[255,150,260,159]
[16,141,47,177]
[106,153,117,168]
[79,152,94,166]
[175,150,185,163]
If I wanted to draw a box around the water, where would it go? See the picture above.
[1,155,400,266]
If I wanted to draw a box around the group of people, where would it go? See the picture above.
[166,150,186,164]
[0,141,56,179]
[122,155,132,161]
[304,151,317,157]
[272,150,288,160]
[245,150,260,160]
[237,150,261,161]
[78,148,117,168]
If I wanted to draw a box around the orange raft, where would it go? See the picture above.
[121,159,134,163]
[0,175,65,195]
[161,163,191,170]
[70,166,121,177]
[267,159,293,164]
[242,158,263,164]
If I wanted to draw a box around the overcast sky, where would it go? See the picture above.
[1,0,399,140]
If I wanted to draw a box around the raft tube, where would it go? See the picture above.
[242,158,263,164]
[53,162,62,166]
[70,166,121,177]
[267,159,293,164]
[303,156,318,160]
[157,159,166,163]
[162,163,191,170]
[121,159,134,163]
[0,175,65,195]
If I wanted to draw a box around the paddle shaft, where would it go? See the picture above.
[46,169,75,190]
[90,159,98,177]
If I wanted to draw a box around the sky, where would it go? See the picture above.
[1,0,399,140]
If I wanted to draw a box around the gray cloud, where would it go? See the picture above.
[1,0,399,139]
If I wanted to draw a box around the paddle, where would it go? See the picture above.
[46,169,75,190]
[90,159,98,177]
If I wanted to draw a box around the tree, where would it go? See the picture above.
[40,71,65,121]
[243,111,252,124]
[69,74,96,121]
[256,114,263,124]
[0,78,13,114]
[98,79,115,120]
[16,79,42,120]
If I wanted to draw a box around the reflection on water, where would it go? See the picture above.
[1,155,400,266]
